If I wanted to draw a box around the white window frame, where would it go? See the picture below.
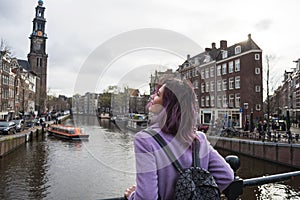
[217,80,222,91]
[256,104,261,111]
[205,68,209,79]
[205,82,209,92]
[201,70,205,79]
[222,50,228,59]
[222,95,228,108]
[201,83,205,93]
[210,95,215,107]
[210,81,215,92]
[229,61,234,73]
[222,63,227,75]
[229,77,234,90]
[229,94,234,107]
[201,97,205,107]
[210,67,214,78]
[235,45,241,54]
[255,85,261,92]
[222,79,227,91]
[217,96,222,108]
[235,76,240,89]
[206,96,210,107]
[255,54,260,60]
[255,67,261,74]
[217,65,221,76]
[235,59,240,72]
[235,93,240,108]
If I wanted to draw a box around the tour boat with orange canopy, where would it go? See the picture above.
[47,124,89,140]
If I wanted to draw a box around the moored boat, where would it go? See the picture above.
[47,124,89,140]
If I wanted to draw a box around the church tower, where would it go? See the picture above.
[28,0,48,114]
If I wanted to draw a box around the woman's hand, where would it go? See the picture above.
[124,185,136,199]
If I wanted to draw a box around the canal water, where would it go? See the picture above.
[0,115,299,200]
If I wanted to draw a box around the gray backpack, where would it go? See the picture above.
[144,128,220,200]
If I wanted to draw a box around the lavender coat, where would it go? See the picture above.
[128,125,234,200]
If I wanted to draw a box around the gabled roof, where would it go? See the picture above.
[17,59,31,71]
[17,59,38,76]
[178,34,262,71]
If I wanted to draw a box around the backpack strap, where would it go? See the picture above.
[144,128,201,173]
[143,128,184,174]
[192,137,200,168]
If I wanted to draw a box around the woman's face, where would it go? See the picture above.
[149,84,165,114]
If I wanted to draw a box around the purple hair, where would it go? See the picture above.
[160,78,197,143]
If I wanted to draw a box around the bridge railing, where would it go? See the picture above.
[223,155,300,200]
[100,155,300,200]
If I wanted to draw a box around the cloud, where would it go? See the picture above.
[255,19,273,31]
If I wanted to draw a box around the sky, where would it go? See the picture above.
[0,0,299,97]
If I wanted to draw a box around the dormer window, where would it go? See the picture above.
[235,46,241,54]
[222,50,228,59]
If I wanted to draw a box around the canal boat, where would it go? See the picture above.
[47,124,89,140]
[127,114,148,132]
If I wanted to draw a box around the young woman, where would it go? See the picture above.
[125,78,234,200]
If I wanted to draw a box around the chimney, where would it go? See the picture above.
[248,33,251,40]
[220,40,227,49]
[187,54,190,60]
[212,42,216,49]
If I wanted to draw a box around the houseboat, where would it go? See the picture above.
[127,114,148,132]
[47,124,89,140]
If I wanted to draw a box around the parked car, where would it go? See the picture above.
[0,121,17,135]
[12,119,25,132]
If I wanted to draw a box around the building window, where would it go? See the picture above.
[229,77,234,90]
[222,63,227,75]
[255,85,261,92]
[222,79,227,91]
[235,46,241,54]
[193,80,199,89]
[201,97,205,107]
[211,95,215,107]
[235,93,240,107]
[255,54,260,60]
[217,80,222,91]
[206,96,210,107]
[205,68,209,79]
[201,70,205,79]
[223,95,228,108]
[210,67,214,78]
[235,76,240,89]
[229,61,234,73]
[217,96,222,108]
[205,82,209,92]
[229,94,234,107]
[210,81,215,92]
[255,67,261,74]
[235,59,240,72]
[256,104,261,111]
[201,83,205,93]
[222,50,228,59]
[217,65,221,76]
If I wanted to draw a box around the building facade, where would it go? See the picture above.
[178,34,263,129]
[269,59,300,124]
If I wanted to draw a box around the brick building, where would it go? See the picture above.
[178,34,263,129]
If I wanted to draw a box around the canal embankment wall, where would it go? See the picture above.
[209,136,300,169]
[0,114,70,158]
